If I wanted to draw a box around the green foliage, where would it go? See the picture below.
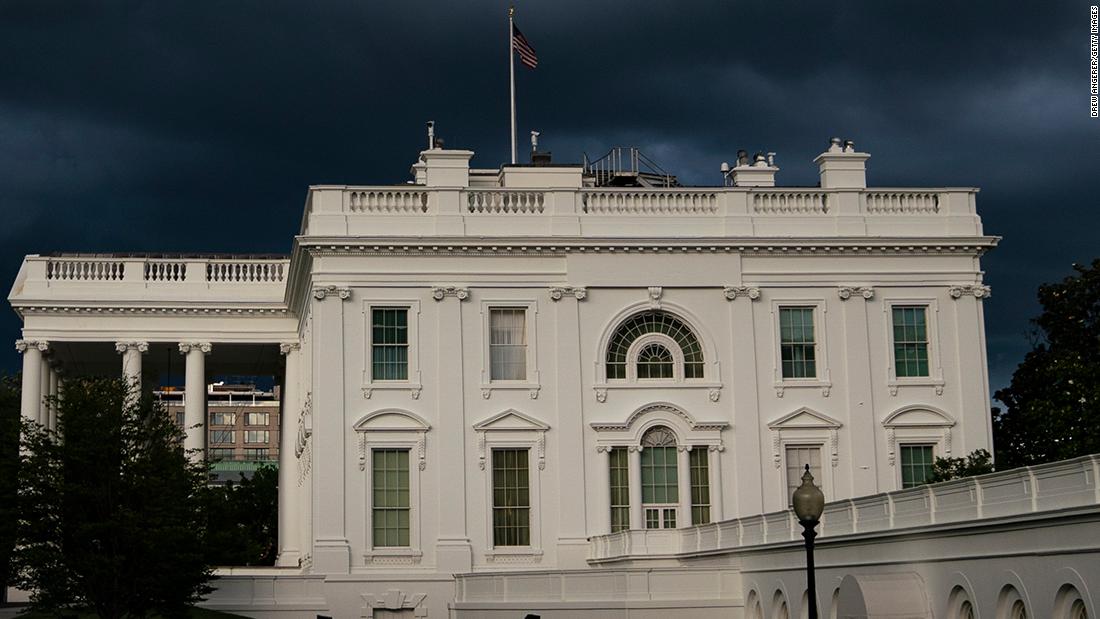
[0,374,20,603]
[11,378,214,619]
[927,449,994,483]
[994,259,1100,468]
[200,465,279,566]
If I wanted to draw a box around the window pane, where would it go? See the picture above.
[372,448,411,547]
[636,343,674,379]
[899,444,934,489]
[779,307,817,379]
[609,447,630,532]
[641,428,678,510]
[492,448,530,546]
[689,448,710,525]
[785,446,823,504]
[372,308,409,381]
[489,308,527,381]
[892,306,930,377]
[606,311,705,380]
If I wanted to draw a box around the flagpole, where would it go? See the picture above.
[509,5,517,165]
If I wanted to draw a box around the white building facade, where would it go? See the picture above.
[10,139,1006,617]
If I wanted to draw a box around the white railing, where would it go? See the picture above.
[145,260,187,282]
[46,258,126,281]
[589,454,1100,562]
[207,260,286,283]
[752,191,829,215]
[466,190,545,214]
[582,190,718,214]
[347,189,428,214]
[864,191,940,214]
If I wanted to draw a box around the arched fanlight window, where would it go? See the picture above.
[606,311,704,380]
[636,343,674,379]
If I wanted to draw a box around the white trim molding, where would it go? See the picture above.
[361,299,423,400]
[479,299,541,400]
[770,299,832,397]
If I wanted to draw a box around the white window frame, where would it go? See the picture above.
[480,300,540,399]
[770,299,832,397]
[474,409,547,563]
[626,333,686,382]
[896,442,937,489]
[362,300,423,400]
[782,443,828,506]
[883,298,945,395]
[354,409,429,565]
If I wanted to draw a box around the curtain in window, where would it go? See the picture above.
[490,308,527,380]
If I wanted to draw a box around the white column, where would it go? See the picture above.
[595,447,611,534]
[16,340,47,430]
[628,447,643,530]
[677,447,692,528]
[47,365,59,431]
[277,342,302,567]
[115,341,148,404]
[708,447,724,522]
[434,287,472,572]
[552,287,589,564]
[39,355,51,426]
[310,285,352,574]
[179,343,211,461]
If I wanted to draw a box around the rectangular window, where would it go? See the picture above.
[689,448,711,525]
[779,307,817,379]
[609,447,630,533]
[208,448,235,459]
[372,449,411,547]
[900,444,935,489]
[491,448,531,546]
[210,429,235,445]
[892,306,930,377]
[244,430,269,444]
[372,308,409,381]
[210,412,236,426]
[175,411,185,427]
[489,308,527,381]
[785,446,823,504]
[245,412,269,426]
[244,448,269,459]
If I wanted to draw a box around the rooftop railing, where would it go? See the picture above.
[588,454,1100,562]
[38,256,290,284]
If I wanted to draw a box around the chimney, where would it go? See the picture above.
[416,147,474,187]
[729,150,778,187]
[813,137,870,189]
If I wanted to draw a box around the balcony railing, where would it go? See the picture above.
[38,256,289,285]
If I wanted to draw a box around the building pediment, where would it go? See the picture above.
[473,409,550,432]
[883,405,955,428]
[353,409,431,432]
[767,407,842,430]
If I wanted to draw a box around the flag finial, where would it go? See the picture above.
[509,5,514,17]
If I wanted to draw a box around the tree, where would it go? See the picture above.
[993,259,1100,468]
[927,449,994,483]
[200,465,279,566]
[11,377,214,618]
[0,375,20,604]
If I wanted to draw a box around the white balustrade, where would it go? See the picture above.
[207,260,286,283]
[347,189,428,214]
[466,190,545,214]
[45,258,125,281]
[145,260,187,282]
[751,191,829,215]
[581,190,718,214]
[864,191,940,214]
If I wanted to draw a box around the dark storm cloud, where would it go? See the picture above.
[1,0,1097,398]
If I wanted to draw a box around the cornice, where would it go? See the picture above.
[11,303,291,316]
[296,236,1000,258]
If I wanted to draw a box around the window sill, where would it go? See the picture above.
[363,548,422,566]
[483,548,543,564]
[361,382,423,400]
[887,377,945,396]
[593,382,723,403]
[773,379,832,398]
[480,382,541,400]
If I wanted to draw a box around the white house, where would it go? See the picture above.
[10,137,1013,617]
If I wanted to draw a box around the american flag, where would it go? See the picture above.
[512,24,538,69]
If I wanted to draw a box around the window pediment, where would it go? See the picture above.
[353,409,431,433]
[472,408,550,432]
[767,407,842,430]
[883,405,955,428]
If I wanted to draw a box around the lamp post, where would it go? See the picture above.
[792,464,825,619]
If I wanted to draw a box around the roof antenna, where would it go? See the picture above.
[426,121,435,149]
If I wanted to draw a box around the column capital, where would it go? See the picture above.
[279,342,302,355]
[723,285,761,301]
[948,284,991,299]
[548,286,587,301]
[178,342,212,355]
[15,339,49,354]
[838,286,875,300]
[312,285,352,301]
[431,285,469,301]
[115,341,149,354]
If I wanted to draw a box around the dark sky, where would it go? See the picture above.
[1,1,1097,399]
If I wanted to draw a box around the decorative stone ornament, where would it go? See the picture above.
[312,284,351,301]
[948,284,991,299]
[15,339,50,353]
[548,286,587,301]
[647,286,663,309]
[723,286,761,300]
[179,342,212,354]
[837,286,875,300]
[279,342,301,354]
[431,286,469,301]
[115,341,149,354]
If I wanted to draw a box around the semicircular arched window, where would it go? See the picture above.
[606,311,704,380]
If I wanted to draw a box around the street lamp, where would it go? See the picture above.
[792,464,825,619]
